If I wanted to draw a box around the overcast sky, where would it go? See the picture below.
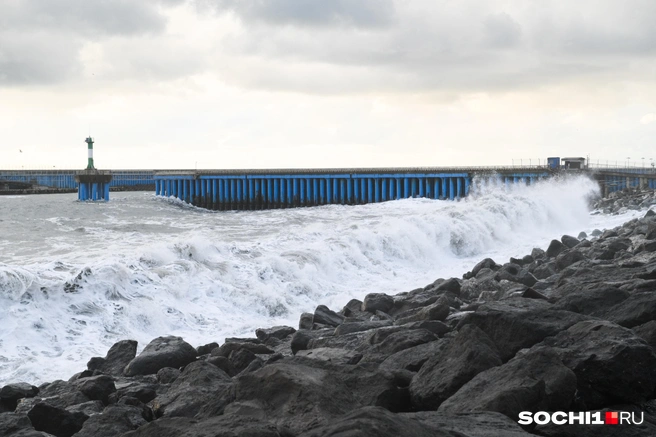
[1,0,655,169]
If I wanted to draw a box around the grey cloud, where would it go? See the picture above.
[206,0,395,28]
[484,13,522,48]
[0,0,186,86]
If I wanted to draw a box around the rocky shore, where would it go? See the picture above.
[2,188,656,437]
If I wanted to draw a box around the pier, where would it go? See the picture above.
[153,168,551,210]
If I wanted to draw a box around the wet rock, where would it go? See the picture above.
[578,231,588,239]
[74,375,115,405]
[439,346,576,419]
[152,361,232,419]
[295,348,363,365]
[210,341,274,358]
[632,320,656,349]
[27,403,89,437]
[553,285,630,316]
[156,367,180,384]
[456,299,588,361]
[369,329,438,356]
[0,412,51,437]
[232,357,405,435]
[521,287,549,300]
[299,312,314,330]
[87,340,138,377]
[555,250,585,271]
[604,292,656,328]
[361,293,395,313]
[313,305,345,327]
[33,380,90,410]
[195,342,218,356]
[380,338,450,373]
[334,320,392,336]
[591,229,603,237]
[73,404,148,437]
[121,415,281,437]
[255,326,296,342]
[0,382,39,411]
[124,336,197,377]
[395,296,450,324]
[410,325,502,410]
[546,239,567,258]
[229,348,258,374]
[434,278,461,295]
[543,320,656,409]
[65,400,104,417]
[206,356,238,377]
[561,234,580,248]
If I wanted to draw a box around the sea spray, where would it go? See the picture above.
[0,175,639,385]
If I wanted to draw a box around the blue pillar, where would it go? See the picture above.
[418,178,424,198]
[361,179,367,203]
[92,183,98,201]
[465,178,471,196]
[338,179,344,204]
[156,180,161,196]
[177,180,182,200]
[333,179,339,204]
[449,178,455,200]
[395,179,400,200]
[189,180,194,202]
[212,180,217,205]
[326,178,332,204]
[381,179,387,201]
[104,183,110,201]
[367,179,373,203]
[373,179,379,203]
[298,179,305,205]
[457,178,462,198]
[183,180,188,202]
[402,178,408,198]
[347,178,353,203]
[320,179,325,204]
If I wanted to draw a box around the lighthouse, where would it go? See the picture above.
[75,136,112,201]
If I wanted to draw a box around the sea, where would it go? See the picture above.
[0,175,646,386]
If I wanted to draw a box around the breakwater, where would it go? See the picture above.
[154,168,551,210]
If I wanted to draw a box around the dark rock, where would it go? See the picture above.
[604,292,656,328]
[0,412,51,437]
[87,340,138,377]
[27,403,89,437]
[66,400,104,417]
[340,299,364,317]
[255,326,296,342]
[0,383,39,411]
[471,258,499,277]
[546,239,567,257]
[74,375,115,405]
[521,254,535,265]
[544,320,656,409]
[369,329,438,356]
[73,404,147,437]
[121,415,281,437]
[410,325,502,410]
[380,338,449,373]
[632,320,656,349]
[195,342,218,356]
[291,331,313,355]
[396,296,450,324]
[33,380,90,410]
[578,231,588,239]
[521,287,549,300]
[561,234,580,248]
[206,356,238,377]
[400,320,451,337]
[229,348,257,374]
[210,341,274,358]
[555,250,585,271]
[531,248,546,259]
[456,299,588,361]
[591,228,602,237]
[295,348,363,365]
[552,285,629,316]
[439,346,576,419]
[361,293,395,313]
[646,209,656,218]
[334,320,392,336]
[156,367,180,384]
[434,278,461,295]
[232,357,405,435]
[109,381,157,405]
[124,336,197,377]
[152,360,232,418]
[299,312,314,330]
[531,262,557,280]
[313,305,344,327]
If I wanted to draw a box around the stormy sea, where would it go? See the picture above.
[0,175,641,386]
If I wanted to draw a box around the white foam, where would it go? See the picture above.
[0,175,640,385]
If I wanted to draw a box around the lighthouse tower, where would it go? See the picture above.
[75,136,112,201]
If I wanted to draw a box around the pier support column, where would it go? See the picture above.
[457,178,462,198]
[449,178,455,200]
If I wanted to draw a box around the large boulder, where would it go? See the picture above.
[124,336,197,377]
[255,326,296,342]
[27,403,89,437]
[232,357,406,435]
[120,415,281,437]
[543,320,656,409]
[561,235,580,248]
[552,286,630,316]
[380,338,449,373]
[73,404,148,437]
[87,340,137,376]
[313,305,344,327]
[604,292,656,328]
[546,240,567,258]
[456,299,588,361]
[361,293,395,313]
[410,325,502,410]
[295,348,363,365]
[439,346,576,420]
[0,382,39,411]
[74,375,116,405]
[555,250,585,271]
[152,360,233,418]
[0,412,51,437]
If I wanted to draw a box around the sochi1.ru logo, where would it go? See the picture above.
[518,411,644,425]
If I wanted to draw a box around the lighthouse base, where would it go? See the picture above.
[75,170,113,201]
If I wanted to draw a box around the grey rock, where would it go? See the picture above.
[410,325,502,410]
[313,305,345,327]
[295,348,363,365]
[439,346,576,419]
[255,326,296,342]
[195,342,218,356]
[74,375,115,405]
[561,235,580,248]
[87,340,138,377]
[0,383,39,411]
[27,403,89,437]
[156,367,180,384]
[555,250,585,271]
[546,239,567,257]
[124,336,197,377]
[361,293,395,313]
[604,292,656,328]
[73,404,147,437]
